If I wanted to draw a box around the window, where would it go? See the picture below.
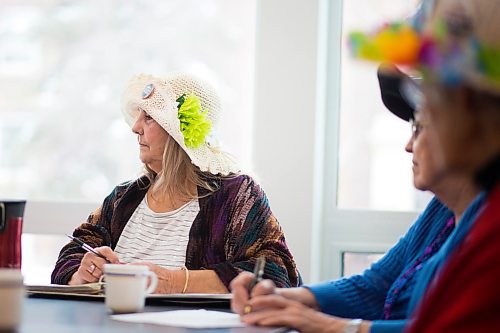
[337,0,431,211]
[318,0,425,280]
[342,251,384,277]
[1,0,256,284]
[22,234,68,285]
[0,0,256,201]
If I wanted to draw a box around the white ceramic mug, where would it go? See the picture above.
[99,264,158,313]
[0,269,24,330]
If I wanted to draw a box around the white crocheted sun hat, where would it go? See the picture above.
[122,73,239,176]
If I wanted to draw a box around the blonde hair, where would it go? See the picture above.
[144,134,232,201]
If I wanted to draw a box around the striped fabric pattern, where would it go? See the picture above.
[114,197,199,269]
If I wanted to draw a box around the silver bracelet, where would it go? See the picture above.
[343,319,362,333]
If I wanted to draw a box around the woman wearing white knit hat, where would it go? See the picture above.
[51,73,300,293]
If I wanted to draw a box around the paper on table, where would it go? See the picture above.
[111,309,246,328]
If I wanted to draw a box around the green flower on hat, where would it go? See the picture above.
[176,93,212,148]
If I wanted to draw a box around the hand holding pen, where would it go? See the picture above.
[66,234,119,285]
[243,257,266,314]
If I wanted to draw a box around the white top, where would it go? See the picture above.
[114,196,200,269]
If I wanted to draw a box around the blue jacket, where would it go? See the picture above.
[306,194,484,333]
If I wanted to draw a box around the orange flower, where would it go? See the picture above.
[373,24,421,64]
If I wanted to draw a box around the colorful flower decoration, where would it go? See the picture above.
[349,19,500,88]
[349,23,421,65]
[176,93,212,148]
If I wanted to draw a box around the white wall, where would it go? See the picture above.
[252,0,323,283]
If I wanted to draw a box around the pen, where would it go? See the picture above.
[248,257,266,292]
[65,234,111,263]
[243,257,266,315]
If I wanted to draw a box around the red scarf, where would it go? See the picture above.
[408,183,500,333]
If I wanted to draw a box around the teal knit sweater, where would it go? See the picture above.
[307,195,483,333]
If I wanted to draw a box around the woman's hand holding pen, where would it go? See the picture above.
[239,293,359,333]
[230,271,319,315]
[68,246,120,285]
[230,271,277,315]
[231,272,356,333]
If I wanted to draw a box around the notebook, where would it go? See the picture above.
[25,283,231,304]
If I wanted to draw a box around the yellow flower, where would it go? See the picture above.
[177,94,212,148]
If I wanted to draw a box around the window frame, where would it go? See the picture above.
[318,0,419,280]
